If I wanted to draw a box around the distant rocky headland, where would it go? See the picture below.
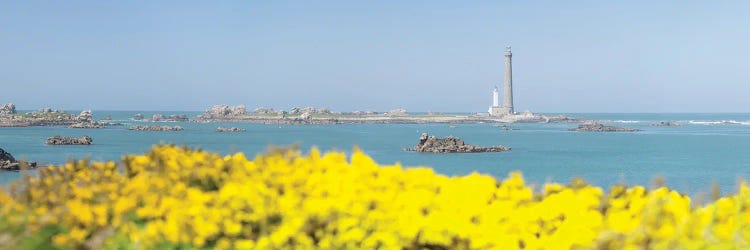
[406,133,510,153]
[569,122,640,132]
[193,104,582,125]
[0,103,111,128]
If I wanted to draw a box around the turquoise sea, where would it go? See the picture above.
[2,111,750,196]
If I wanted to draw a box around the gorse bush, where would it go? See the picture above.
[1,145,749,249]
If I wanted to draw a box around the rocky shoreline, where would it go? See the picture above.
[0,148,37,171]
[193,105,582,125]
[406,133,510,153]
[45,135,93,145]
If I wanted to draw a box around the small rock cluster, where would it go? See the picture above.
[216,127,246,132]
[45,135,93,145]
[128,125,184,131]
[570,122,640,132]
[151,114,189,122]
[408,133,510,153]
[652,121,680,127]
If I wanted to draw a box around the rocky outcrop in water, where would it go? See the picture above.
[652,121,680,127]
[129,125,184,131]
[200,105,247,119]
[68,110,104,128]
[0,148,37,171]
[216,127,246,132]
[68,122,104,128]
[570,122,640,132]
[152,114,189,122]
[45,135,93,145]
[408,133,510,153]
[0,103,16,115]
[133,113,144,120]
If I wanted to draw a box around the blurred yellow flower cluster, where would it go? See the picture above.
[1,145,750,249]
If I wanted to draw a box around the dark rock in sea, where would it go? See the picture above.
[0,103,16,115]
[133,113,144,120]
[0,148,37,171]
[0,148,16,163]
[216,127,246,132]
[652,121,680,127]
[570,122,640,132]
[45,135,93,145]
[129,125,184,131]
[408,133,510,153]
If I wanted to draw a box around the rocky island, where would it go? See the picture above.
[129,125,184,131]
[45,135,93,145]
[406,133,510,153]
[194,104,581,125]
[0,103,85,127]
[216,127,245,132]
[570,122,640,132]
[67,110,105,128]
[0,148,37,171]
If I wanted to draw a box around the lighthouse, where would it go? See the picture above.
[489,46,514,116]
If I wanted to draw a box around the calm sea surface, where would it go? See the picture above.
[2,111,750,195]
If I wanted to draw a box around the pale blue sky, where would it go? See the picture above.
[1,1,749,112]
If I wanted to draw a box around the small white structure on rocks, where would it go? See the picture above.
[489,46,515,116]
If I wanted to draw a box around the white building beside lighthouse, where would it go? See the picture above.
[489,46,515,116]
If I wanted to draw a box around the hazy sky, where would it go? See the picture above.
[2,1,749,112]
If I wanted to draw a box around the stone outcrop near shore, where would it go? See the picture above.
[408,133,510,153]
[129,125,184,131]
[45,135,93,145]
[216,127,246,132]
[0,148,37,171]
[570,122,640,132]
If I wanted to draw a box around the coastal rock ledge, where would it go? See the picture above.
[0,148,37,171]
[408,133,510,153]
[569,122,640,132]
[45,135,93,145]
[129,125,184,131]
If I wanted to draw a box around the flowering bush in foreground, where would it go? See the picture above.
[1,145,749,249]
